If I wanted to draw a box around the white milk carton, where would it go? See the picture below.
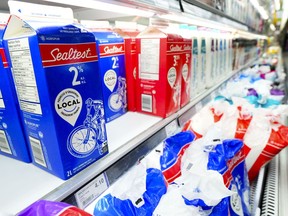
[198,27,207,92]
[0,13,31,163]
[189,26,199,99]
[3,1,108,179]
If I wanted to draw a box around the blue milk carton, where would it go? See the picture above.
[0,13,31,162]
[3,1,108,180]
[81,21,127,122]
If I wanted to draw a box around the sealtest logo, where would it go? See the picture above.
[183,44,192,51]
[104,45,123,54]
[50,48,91,61]
[169,44,182,52]
[40,43,98,67]
[100,43,125,57]
[55,88,83,126]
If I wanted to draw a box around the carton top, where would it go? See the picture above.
[80,20,124,44]
[4,15,95,43]
[136,26,183,41]
[91,31,124,44]
[113,28,139,39]
[3,1,83,40]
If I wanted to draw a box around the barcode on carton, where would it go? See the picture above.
[0,130,12,154]
[29,136,46,167]
[141,94,152,112]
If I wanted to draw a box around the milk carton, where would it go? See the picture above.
[81,20,127,122]
[136,26,182,118]
[198,27,207,92]
[178,24,192,107]
[189,26,199,100]
[205,28,213,88]
[214,30,220,82]
[113,21,139,112]
[3,1,108,180]
[0,13,31,162]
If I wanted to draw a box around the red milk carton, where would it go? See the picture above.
[180,38,192,107]
[113,22,139,111]
[136,26,183,118]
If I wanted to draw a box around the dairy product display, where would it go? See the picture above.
[198,27,207,92]
[81,20,127,122]
[136,26,183,118]
[189,26,199,99]
[113,21,139,112]
[178,24,192,108]
[0,13,31,162]
[92,31,127,122]
[3,1,108,179]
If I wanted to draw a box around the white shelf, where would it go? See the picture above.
[0,156,64,216]
[0,112,162,215]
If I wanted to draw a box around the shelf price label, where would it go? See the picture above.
[165,119,179,137]
[75,172,109,209]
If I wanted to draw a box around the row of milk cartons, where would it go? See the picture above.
[0,1,258,180]
[0,1,115,180]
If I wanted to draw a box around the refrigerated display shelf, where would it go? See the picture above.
[0,57,258,215]
[182,0,249,29]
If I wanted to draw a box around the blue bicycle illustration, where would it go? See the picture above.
[108,76,127,112]
[67,98,108,158]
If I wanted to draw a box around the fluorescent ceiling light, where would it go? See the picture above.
[274,0,280,11]
[236,30,268,40]
[270,23,276,31]
[249,0,269,20]
[42,0,155,17]
[280,0,288,30]
[159,13,237,32]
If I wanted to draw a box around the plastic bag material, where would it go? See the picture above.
[269,88,285,102]
[216,80,252,103]
[110,162,147,205]
[178,128,236,215]
[94,168,167,216]
[18,200,91,216]
[207,137,250,216]
[244,112,288,181]
[223,139,251,216]
[244,95,281,108]
[182,105,215,138]
[182,101,229,138]
[160,131,196,183]
[175,170,234,208]
[153,183,201,216]
[259,70,277,82]
[243,79,281,108]
[180,126,251,215]
[216,100,253,140]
